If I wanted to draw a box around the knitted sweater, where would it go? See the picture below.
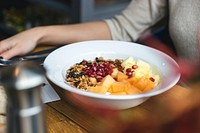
[105,0,200,62]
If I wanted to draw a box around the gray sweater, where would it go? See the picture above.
[105,0,200,62]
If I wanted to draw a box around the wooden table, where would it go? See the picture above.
[1,47,200,133]
[45,82,200,133]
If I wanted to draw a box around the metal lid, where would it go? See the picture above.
[0,61,46,90]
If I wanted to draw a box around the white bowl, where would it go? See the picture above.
[43,40,180,110]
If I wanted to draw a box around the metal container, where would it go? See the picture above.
[0,61,47,133]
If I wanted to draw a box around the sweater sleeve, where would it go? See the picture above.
[105,0,168,41]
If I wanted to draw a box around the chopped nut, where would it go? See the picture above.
[89,77,97,84]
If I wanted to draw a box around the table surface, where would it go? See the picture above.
[1,46,200,133]
[45,83,200,133]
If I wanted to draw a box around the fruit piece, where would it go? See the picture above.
[127,77,139,85]
[143,80,155,92]
[121,57,136,68]
[87,85,108,94]
[134,59,150,78]
[111,81,126,93]
[107,87,112,93]
[116,71,128,82]
[89,77,97,84]
[136,59,150,71]
[111,68,119,78]
[125,84,142,94]
[99,75,116,88]
[134,77,149,91]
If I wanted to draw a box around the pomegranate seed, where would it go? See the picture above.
[81,60,87,65]
[103,62,109,67]
[97,78,103,82]
[107,69,113,75]
[126,68,132,72]
[99,68,103,72]
[126,71,132,77]
[128,75,132,78]
[132,65,138,69]
[90,74,95,78]
[118,67,124,72]
[93,63,97,66]
[96,71,103,76]
[93,71,96,75]
[96,66,101,70]
[149,77,155,82]
[102,72,106,77]
[93,66,97,71]
[99,64,104,68]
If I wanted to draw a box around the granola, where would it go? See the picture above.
[65,57,123,90]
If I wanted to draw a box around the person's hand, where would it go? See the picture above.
[0,28,41,59]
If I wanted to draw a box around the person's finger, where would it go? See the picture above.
[0,40,12,54]
[0,46,23,59]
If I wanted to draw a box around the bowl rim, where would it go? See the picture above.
[44,40,181,100]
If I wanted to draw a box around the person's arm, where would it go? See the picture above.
[0,21,111,59]
[105,0,168,42]
[38,21,112,45]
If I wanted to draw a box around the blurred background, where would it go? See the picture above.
[0,0,131,40]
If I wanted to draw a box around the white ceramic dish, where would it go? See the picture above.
[43,40,180,110]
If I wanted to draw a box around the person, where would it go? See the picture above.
[0,1,200,132]
[0,0,199,65]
